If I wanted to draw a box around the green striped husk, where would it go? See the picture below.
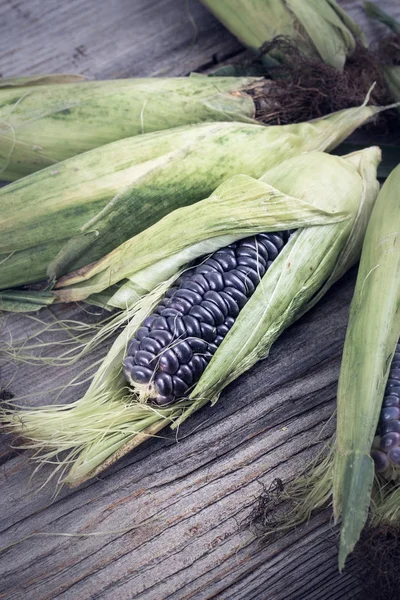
[0,147,381,487]
[0,102,380,312]
[333,164,400,569]
[0,74,262,181]
[200,0,366,70]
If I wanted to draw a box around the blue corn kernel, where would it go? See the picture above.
[380,432,400,452]
[371,449,390,473]
[381,407,400,421]
[388,447,400,466]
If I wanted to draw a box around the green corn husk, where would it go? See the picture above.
[0,147,381,487]
[0,74,268,181]
[333,164,400,569]
[0,102,381,311]
[260,164,400,572]
[200,0,366,70]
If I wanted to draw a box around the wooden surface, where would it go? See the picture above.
[0,1,399,599]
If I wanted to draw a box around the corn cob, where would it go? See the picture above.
[0,74,264,181]
[0,148,380,487]
[200,0,366,70]
[0,103,378,308]
[123,231,289,405]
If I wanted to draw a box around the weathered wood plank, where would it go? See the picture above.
[0,0,243,79]
[1,0,400,598]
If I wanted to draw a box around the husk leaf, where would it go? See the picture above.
[0,289,55,312]
[55,161,354,302]
[0,103,380,302]
[91,146,381,312]
[286,0,365,70]
[0,76,258,181]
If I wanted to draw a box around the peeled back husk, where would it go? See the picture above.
[0,147,381,487]
[0,103,380,308]
[0,74,262,181]
[200,0,366,70]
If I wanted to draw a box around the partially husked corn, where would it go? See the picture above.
[123,231,289,404]
[0,148,381,488]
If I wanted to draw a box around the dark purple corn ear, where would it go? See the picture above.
[372,341,400,471]
[123,231,290,406]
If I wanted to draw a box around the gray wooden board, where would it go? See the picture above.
[0,0,399,598]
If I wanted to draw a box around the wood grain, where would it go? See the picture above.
[1,0,400,598]
[0,0,243,79]
[0,272,362,600]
